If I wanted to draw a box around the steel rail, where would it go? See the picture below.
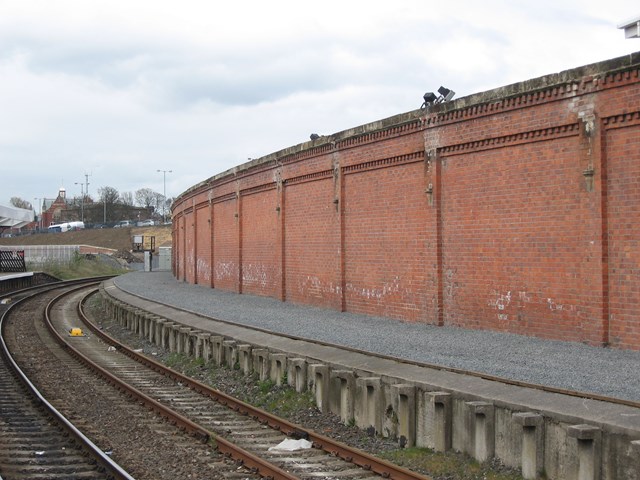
[80,289,433,480]
[48,285,299,480]
[114,285,640,410]
[0,278,135,480]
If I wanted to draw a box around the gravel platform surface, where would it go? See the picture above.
[114,271,640,402]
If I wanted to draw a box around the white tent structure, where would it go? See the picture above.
[0,204,34,231]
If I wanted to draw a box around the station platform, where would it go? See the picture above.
[0,271,34,294]
[105,271,640,476]
[0,272,33,281]
[111,271,640,403]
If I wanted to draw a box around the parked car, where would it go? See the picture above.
[137,219,155,227]
[114,220,133,228]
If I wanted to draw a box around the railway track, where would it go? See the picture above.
[0,279,133,480]
[43,285,431,480]
[2,280,261,480]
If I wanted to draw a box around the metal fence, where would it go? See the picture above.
[0,245,81,266]
[0,250,26,272]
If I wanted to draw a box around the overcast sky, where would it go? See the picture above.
[1,0,638,212]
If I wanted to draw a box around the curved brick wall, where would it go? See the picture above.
[172,52,640,350]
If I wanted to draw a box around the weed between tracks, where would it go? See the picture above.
[89,296,524,480]
[164,353,317,416]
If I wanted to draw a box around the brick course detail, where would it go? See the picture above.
[172,52,640,350]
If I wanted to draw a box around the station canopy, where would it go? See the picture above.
[0,204,34,230]
[618,15,640,38]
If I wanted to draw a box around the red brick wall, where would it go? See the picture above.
[440,138,603,343]
[184,208,195,284]
[343,159,432,320]
[195,205,211,285]
[606,117,640,349]
[241,188,280,297]
[172,53,640,349]
[212,197,239,292]
[284,176,341,309]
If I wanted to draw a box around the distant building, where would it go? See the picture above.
[40,187,69,229]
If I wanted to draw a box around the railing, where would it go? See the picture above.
[0,250,26,272]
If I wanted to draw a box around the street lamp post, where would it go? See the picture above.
[157,169,172,223]
[34,197,41,231]
[74,182,84,222]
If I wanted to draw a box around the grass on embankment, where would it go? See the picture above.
[31,253,128,280]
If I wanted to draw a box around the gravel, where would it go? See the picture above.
[87,294,522,480]
[6,290,236,480]
[114,271,640,402]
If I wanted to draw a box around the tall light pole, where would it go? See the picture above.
[34,197,41,231]
[157,169,172,223]
[74,182,84,222]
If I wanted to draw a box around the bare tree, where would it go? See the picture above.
[135,188,160,208]
[98,186,120,205]
[120,191,134,206]
[98,186,120,222]
[10,197,33,210]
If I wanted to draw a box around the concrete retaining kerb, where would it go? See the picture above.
[309,364,330,413]
[330,370,356,424]
[223,340,238,369]
[568,424,601,480]
[287,358,308,392]
[392,384,416,448]
[100,282,640,479]
[466,401,495,462]
[269,353,287,386]
[238,344,253,374]
[513,412,544,479]
[355,377,382,435]
[252,348,270,381]
[417,390,452,452]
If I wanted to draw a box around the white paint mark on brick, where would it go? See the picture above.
[215,261,238,281]
[489,290,511,310]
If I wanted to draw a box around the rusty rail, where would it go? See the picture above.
[1,278,134,480]
[79,289,432,480]
[46,285,298,480]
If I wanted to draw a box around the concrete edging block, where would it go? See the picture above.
[466,401,495,462]
[211,336,224,366]
[513,412,544,479]
[287,358,308,392]
[355,377,382,435]
[269,353,288,385]
[391,384,416,448]
[223,340,238,369]
[252,348,270,381]
[417,390,452,452]
[238,344,253,374]
[568,424,601,480]
[330,370,356,424]
[309,364,330,413]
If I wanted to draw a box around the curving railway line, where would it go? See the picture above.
[1,279,433,480]
[53,285,430,479]
[1,280,247,479]
[0,279,134,480]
